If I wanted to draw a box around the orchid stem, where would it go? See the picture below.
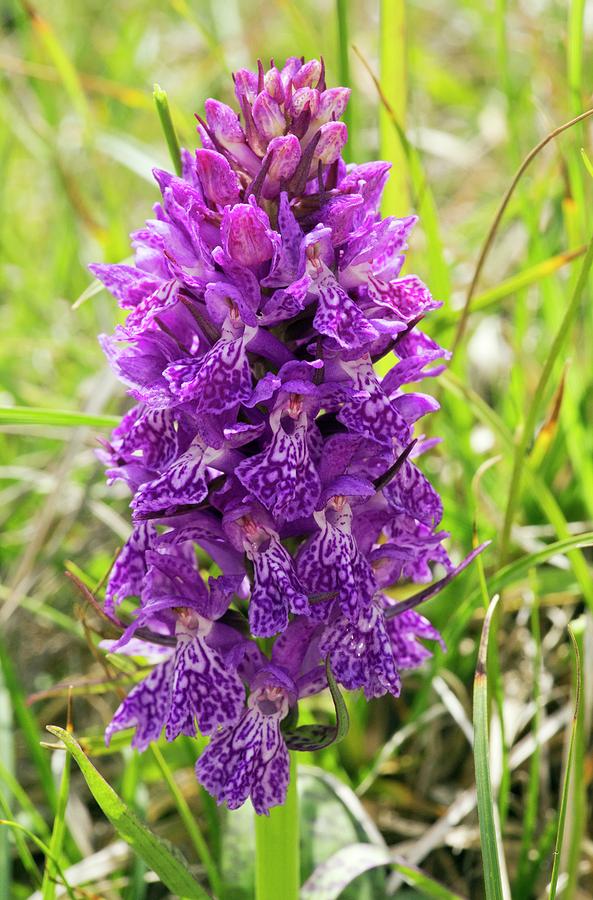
[254,753,299,900]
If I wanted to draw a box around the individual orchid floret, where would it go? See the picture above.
[105,556,246,748]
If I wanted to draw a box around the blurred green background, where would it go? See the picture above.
[1,0,593,897]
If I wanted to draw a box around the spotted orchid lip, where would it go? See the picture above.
[94,55,467,816]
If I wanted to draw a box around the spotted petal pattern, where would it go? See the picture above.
[95,55,463,817]
[196,705,290,815]
[166,629,245,738]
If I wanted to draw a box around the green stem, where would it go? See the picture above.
[153,83,182,176]
[255,753,300,900]
[336,0,352,162]
[379,0,409,216]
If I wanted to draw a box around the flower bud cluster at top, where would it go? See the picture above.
[91,56,453,815]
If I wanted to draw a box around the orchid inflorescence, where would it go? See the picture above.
[91,56,477,815]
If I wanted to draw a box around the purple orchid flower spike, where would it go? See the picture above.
[93,55,488,815]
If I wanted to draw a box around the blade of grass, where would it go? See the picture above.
[473,593,506,900]
[46,726,209,899]
[150,744,221,898]
[438,244,587,327]
[453,107,593,352]
[355,44,450,298]
[41,742,71,900]
[498,232,593,565]
[153,84,182,176]
[471,468,511,830]
[514,571,543,897]
[0,787,42,887]
[379,0,409,215]
[0,664,14,896]
[0,759,51,842]
[0,635,56,812]
[23,2,89,124]
[561,615,587,900]
[441,370,593,610]
[0,406,119,428]
[444,531,593,651]
[0,821,75,899]
[335,0,353,162]
[548,621,583,899]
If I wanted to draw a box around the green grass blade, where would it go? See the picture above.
[0,406,119,428]
[473,594,506,900]
[0,635,56,813]
[151,744,221,898]
[26,4,89,123]
[499,232,593,564]
[514,575,543,896]
[41,743,71,900]
[438,245,587,327]
[444,531,593,651]
[358,43,450,297]
[379,0,409,216]
[548,621,583,899]
[0,759,51,842]
[302,842,465,899]
[0,820,75,899]
[0,664,14,896]
[559,615,587,900]
[0,788,42,887]
[153,84,182,176]
[47,726,209,899]
[335,0,352,162]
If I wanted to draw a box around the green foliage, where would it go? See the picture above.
[2,1,593,897]
[47,727,209,899]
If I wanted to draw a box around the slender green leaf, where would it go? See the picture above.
[499,233,593,563]
[445,531,593,650]
[335,0,352,161]
[46,727,209,899]
[549,619,585,900]
[0,406,119,429]
[0,635,56,813]
[514,576,543,897]
[379,0,408,215]
[0,787,42,887]
[151,745,221,898]
[41,743,71,900]
[284,658,349,751]
[153,84,182,176]
[302,842,465,900]
[0,820,74,899]
[473,594,505,900]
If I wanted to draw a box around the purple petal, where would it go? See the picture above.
[164,331,253,412]
[105,656,174,751]
[105,522,156,613]
[312,268,379,351]
[195,148,241,206]
[221,201,277,268]
[166,630,245,738]
[131,439,218,515]
[236,411,321,521]
[248,537,309,637]
[196,706,290,815]
[321,607,401,699]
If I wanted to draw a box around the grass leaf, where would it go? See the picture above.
[0,406,119,428]
[46,726,209,899]
[473,594,506,900]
